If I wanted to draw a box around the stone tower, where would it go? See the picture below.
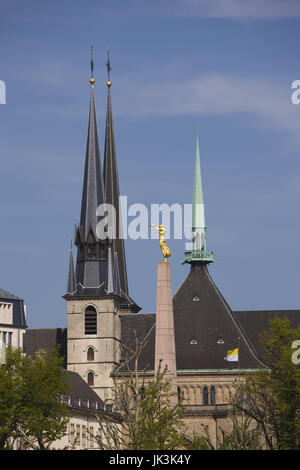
[64,58,140,402]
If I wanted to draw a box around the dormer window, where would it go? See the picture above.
[190,339,198,345]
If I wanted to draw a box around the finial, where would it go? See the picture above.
[106,49,112,87]
[90,45,95,85]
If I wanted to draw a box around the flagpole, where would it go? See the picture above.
[237,336,241,389]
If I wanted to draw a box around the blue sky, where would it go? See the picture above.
[0,0,300,328]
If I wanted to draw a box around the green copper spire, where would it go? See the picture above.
[184,131,214,264]
[192,130,205,234]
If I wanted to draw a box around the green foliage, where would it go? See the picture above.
[128,365,185,450]
[185,432,211,450]
[94,333,185,450]
[0,347,71,450]
[0,348,27,449]
[218,407,262,450]
[234,317,300,450]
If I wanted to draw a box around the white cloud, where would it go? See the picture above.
[175,0,300,19]
[113,73,300,137]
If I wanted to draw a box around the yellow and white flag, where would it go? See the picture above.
[224,348,239,362]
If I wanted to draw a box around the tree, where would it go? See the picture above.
[0,346,71,450]
[0,347,27,449]
[232,317,300,450]
[186,406,262,450]
[92,331,185,450]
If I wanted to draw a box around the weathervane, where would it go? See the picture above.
[90,45,95,85]
[106,49,112,87]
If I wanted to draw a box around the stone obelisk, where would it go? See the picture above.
[152,224,177,405]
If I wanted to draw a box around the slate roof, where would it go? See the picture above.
[120,265,300,372]
[0,288,27,329]
[171,264,265,370]
[23,328,67,367]
[236,310,300,359]
[0,288,22,300]
[66,370,117,417]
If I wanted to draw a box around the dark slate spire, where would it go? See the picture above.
[79,84,104,241]
[65,54,140,311]
[67,241,76,294]
[72,67,107,296]
[103,63,128,297]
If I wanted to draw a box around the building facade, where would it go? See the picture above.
[23,63,300,446]
[0,287,27,363]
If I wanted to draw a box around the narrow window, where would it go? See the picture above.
[82,425,87,447]
[87,347,94,361]
[203,386,209,405]
[210,386,216,405]
[87,371,94,386]
[89,426,94,448]
[85,306,97,335]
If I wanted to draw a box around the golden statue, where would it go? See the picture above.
[151,224,171,262]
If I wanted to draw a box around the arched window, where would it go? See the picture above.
[87,371,94,386]
[203,386,209,405]
[85,306,97,335]
[87,347,94,361]
[210,386,216,405]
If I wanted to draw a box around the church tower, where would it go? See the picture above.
[173,132,264,372]
[64,54,140,402]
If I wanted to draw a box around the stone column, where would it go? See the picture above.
[154,261,178,405]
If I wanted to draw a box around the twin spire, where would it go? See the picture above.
[66,50,132,304]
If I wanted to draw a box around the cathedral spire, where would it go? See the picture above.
[65,52,139,310]
[78,64,104,241]
[71,53,107,294]
[184,131,214,264]
[103,53,129,296]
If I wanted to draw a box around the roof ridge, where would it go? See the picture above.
[0,287,21,300]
